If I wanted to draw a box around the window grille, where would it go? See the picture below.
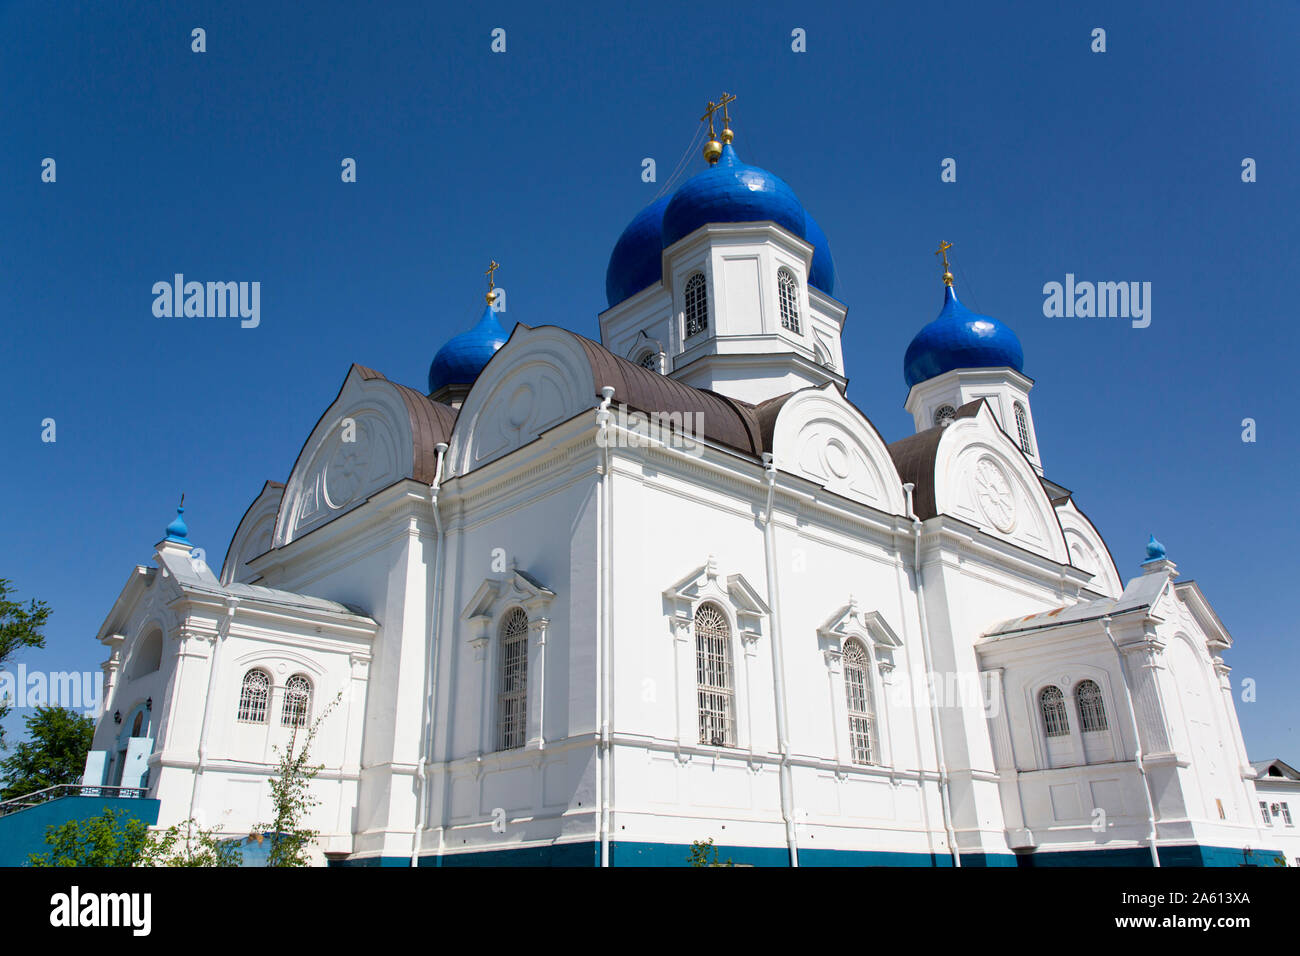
[843,639,878,765]
[238,670,270,724]
[1075,679,1108,733]
[638,351,658,372]
[934,404,957,428]
[1014,402,1033,454]
[282,674,312,728]
[1261,801,1272,825]
[695,603,735,747]
[1040,685,1069,737]
[498,607,529,751]
[684,273,708,339]
[778,268,801,334]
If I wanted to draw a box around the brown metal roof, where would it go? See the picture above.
[351,364,457,483]
[886,399,983,519]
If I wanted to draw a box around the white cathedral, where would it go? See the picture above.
[83,107,1281,867]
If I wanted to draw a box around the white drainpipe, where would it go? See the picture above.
[412,442,449,867]
[596,387,615,866]
[1103,615,1161,867]
[760,453,799,867]
[189,596,239,827]
[902,483,960,867]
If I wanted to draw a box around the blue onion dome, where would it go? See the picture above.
[1145,534,1167,561]
[165,502,189,543]
[804,211,836,296]
[903,283,1025,388]
[428,299,510,394]
[605,196,669,308]
[662,144,807,248]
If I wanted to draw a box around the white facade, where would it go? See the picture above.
[83,191,1284,867]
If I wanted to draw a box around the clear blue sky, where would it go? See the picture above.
[1,1,1295,760]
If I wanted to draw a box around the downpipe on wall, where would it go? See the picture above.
[597,387,615,867]
[189,596,240,829]
[1102,615,1160,868]
[902,483,960,868]
[412,441,449,867]
[760,453,800,867]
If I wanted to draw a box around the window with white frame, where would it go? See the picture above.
[777,268,801,334]
[1040,685,1069,737]
[498,607,529,751]
[1282,802,1293,826]
[695,602,735,747]
[237,669,271,724]
[934,404,957,428]
[1014,402,1033,455]
[638,351,659,372]
[281,674,312,728]
[843,639,877,765]
[1260,801,1272,825]
[1075,679,1108,732]
[684,273,708,339]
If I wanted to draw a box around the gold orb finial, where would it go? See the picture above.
[485,259,500,302]
[935,241,954,287]
[718,91,736,145]
[701,99,723,164]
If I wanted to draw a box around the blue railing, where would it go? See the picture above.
[0,784,149,817]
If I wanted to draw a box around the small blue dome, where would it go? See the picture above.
[1144,534,1167,562]
[804,211,835,296]
[165,505,189,543]
[662,144,806,248]
[605,196,668,308]
[428,302,510,394]
[904,285,1025,388]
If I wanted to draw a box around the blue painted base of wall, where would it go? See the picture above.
[331,840,1282,868]
[0,796,161,867]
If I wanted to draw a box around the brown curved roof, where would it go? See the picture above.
[353,364,457,483]
[887,399,982,519]
[559,329,767,457]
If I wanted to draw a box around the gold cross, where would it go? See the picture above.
[934,241,954,286]
[717,91,736,128]
[485,260,500,292]
[700,100,719,138]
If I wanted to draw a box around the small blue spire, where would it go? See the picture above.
[165,496,189,543]
[1144,534,1166,562]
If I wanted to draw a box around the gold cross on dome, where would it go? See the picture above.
[717,91,736,127]
[700,100,719,138]
[934,241,954,286]
[485,260,500,292]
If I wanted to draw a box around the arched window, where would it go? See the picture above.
[1014,402,1033,454]
[131,710,145,737]
[131,628,163,679]
[638,351,659,372]
[934,404,957,428]
[1075,679,1107,733]
[777,268,801,334]
[498,607,529,751]
[237,669,271,724]
[684,273,708,339]
[843,639,877,765]
[282,675,312,728]
[695,603,735,747]
[1039,685,1069,737]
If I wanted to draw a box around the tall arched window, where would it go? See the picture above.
[498,607,530,751]
[695,603,735,747]
[843,639,877,765]
[237,669,270,724]
[1014,402,1033,454]
[1075,679,1107,733]
[131,629,163,679]
[777,268,801,333]
[1039,685,1069,737]
[684,273,708,339]
[282,674,312,728]
[638,351,659,372]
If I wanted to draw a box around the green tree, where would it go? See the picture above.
[0,579,51,751]
[253,693,339,867]
[687,837,734,867]
[0,706,94,800]
[28,807,150,867]
[139,818,243,867]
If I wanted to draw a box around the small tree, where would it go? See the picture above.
[0,579,51,752]
[28,807,150,867]
[253,693,339,867]
[0,707,95,800]
[139,818,243,867]
[687,837,734,867]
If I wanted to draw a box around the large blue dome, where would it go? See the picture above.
[804,211,835,296]
[904,284,1024,388]
[662,144,806,248]
[428,301,510,394]
[605,196,668,308]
